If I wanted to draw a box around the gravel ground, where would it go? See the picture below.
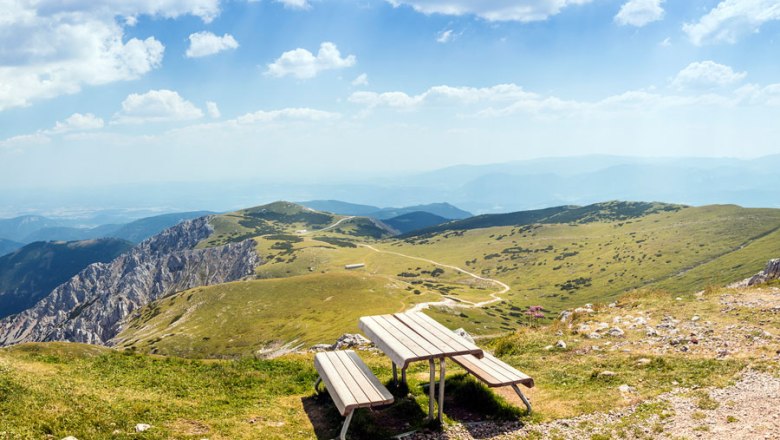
[404,369,780,440]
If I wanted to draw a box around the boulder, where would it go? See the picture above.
[555,340,567,349]
[333,333,371,350]
[454,328,475,344]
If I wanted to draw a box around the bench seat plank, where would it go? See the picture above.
[452,352,534,388]
[314,350,394,416]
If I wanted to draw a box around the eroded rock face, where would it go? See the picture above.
[730,258,780,288]
[0,217,261,346]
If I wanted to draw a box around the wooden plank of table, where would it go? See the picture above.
[391,312,459,353]
[374,314,441,357]
[359,316,422,367]
[395,312,483,357]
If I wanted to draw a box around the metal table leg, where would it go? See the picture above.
[392,362,398,386]
[438,358,445,421]
[428,359,435,420]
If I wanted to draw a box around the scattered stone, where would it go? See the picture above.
[309,344,332,352]
[636,358,651,366]
[646,327,659,337]
[587,332,602,339]
[559,311,572,322]
[607,327,625,337]
[544,345,554,351]
[574,307,594,314]
[576,324,591,334]
[454,328,475,344]
[555,340,567,349]
[61,437,78,440]
[608,302,617,308]
[135,424,151,433]
[618,384,634,394]
[334,333,371,350]
[599,371,617,378]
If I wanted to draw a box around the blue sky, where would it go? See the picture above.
[1,0,779,189]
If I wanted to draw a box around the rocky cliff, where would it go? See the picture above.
[0,217,261,346]
[729,258,780,288]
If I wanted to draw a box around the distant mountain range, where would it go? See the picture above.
[4,155,779,216]
[0,211,213,245]
[0,238,133,319]
[0,239,23,256]
[299,200,472,220]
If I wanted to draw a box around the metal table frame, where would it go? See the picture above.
[358,311,484,421]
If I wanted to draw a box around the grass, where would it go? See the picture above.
[4,281,776,439]
[115,272,441,358]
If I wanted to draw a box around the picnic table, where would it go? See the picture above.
[358,311,484,421]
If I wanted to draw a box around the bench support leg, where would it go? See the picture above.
[340,410,354,440]
[511,384,532,414]
[314,376,322,393]
[392,362,398,386]
[428,359,435,420]
[401,367,407,386]
[438,358,445,421]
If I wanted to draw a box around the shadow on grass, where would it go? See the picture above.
[430,374,532,439]
[302,375,527,439]
[301,380,428,440]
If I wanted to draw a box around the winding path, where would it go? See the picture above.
[359,244,509,312]
[297,216,355,235]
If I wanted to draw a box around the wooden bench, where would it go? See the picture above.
[314,350,394,440]
[451,352,535,413]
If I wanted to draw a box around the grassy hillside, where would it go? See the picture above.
[115,202,780,357]
[406,201,682,236]
[114,272,441,358]
[385,204,780,315]
[197,201,395,249]
[383,211,449,234]
[0,238,133,319]
[2,283,777,439]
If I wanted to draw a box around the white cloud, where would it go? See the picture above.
[234,108,340,124]
[352,73,369,87]
[684,0,780,45]
[0,133,51,150]
[186,32,239,58]
[349,84,540,110]
[385,0,593,22]
[49,113,105,134]
[348,81,751,119]
[671,61,747,90]
[0,1,218,111]
[114,90,204,124]
[615,0,664,27]
[206,101,221,118]
[437,29,454,43]
[266,42,356,79]
[735,83,780,106]
[274,0,311,9]
[660,37,672,46]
